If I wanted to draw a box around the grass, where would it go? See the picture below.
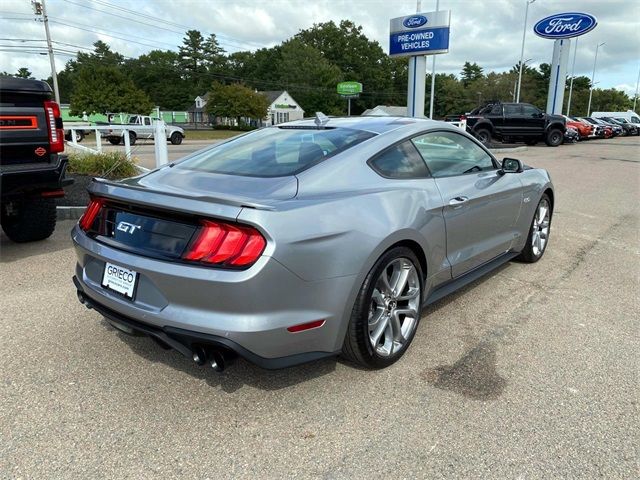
[68,151,139,179]
[183,129,245,141]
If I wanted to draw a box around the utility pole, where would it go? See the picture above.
[32,0,60,104]
[634,65,640,112]
[516,0,535,103]
[587,42,604,116]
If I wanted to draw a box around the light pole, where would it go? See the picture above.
[566,37,578,116]
[587,42,605,116]
[428,0,440,119]
[516,0,536,103]
[633,65,640,112]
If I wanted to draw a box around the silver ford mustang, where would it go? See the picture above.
[72,116,553,371]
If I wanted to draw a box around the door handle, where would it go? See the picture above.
[449,196,469,205]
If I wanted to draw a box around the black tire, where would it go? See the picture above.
[544,129,563,147]
[128,132,137,145]
[525,139,538,146]
[170,132,183,145]
[517,194,552,263]
[108,137,121,145]
[342,246,423,369]
[1,197,57,243]
[474,128,492,146]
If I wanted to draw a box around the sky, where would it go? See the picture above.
[1,0,639,97]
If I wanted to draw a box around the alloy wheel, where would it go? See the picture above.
[368,258,421,357]
[531,199,550,257]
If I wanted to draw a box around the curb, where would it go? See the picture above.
[489,146,529,154]
[57,206,85,221]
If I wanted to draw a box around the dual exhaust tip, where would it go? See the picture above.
[192,346,229,372]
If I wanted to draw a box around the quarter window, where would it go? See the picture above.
[411,131,496,178]
[522,104,540,116]
[504,104,522,116]
[369,141,430,179]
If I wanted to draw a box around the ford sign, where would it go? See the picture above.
[533,12,597,39]
[403,15,428,29]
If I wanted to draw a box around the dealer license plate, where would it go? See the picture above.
[102,262,138,299]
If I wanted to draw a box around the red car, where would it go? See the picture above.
[563,116,593,140]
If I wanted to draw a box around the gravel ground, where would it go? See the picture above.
[57,174,91,207]
[1,136,638,479]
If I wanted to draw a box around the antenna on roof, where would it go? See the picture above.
[314,112,329,128]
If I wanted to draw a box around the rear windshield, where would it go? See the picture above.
[176,127,376,177]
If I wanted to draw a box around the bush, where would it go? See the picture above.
[68,152,139,179]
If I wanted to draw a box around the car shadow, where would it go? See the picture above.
[0,221,75,263]
[105,319,338,393]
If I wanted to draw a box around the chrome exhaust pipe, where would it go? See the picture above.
[192,346,207,366]
[209,350,226,372]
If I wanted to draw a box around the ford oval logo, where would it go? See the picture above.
[403,15,428,29]
[533,12,597,39]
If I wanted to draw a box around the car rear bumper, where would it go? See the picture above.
[71,225,353,368]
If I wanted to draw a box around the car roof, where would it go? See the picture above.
[281,116,442,134]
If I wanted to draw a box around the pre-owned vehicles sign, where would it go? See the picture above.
[389,10,451,57]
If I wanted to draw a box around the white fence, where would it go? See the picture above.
[65,120,169,170]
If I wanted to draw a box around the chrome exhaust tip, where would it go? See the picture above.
[192,346,207,366]
[209,350,226,372]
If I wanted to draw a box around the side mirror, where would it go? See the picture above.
[498,157,524,175]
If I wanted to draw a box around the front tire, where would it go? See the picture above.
[128,132,137,145]
[517,194,552,263]
[1,197,57,243]
[170,132,183,145]
[474,128,492,146]
[342,247,423,369]
[107,137,121,145]
[545,129,563,147]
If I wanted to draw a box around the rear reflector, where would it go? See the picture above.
[287,320,326,333]
[41,189,65,198]
[183,219,266,267]
[79,198,104,231]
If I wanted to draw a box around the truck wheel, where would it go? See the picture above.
[474,128,492,145]
[170,132,183,145]
[1,197,57,243]
[545,129,563,147]
[108,137,121,145]
[128,132,137,145]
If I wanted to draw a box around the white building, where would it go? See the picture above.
[188,90,304,125]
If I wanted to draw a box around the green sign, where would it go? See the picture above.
[337,81,363,96]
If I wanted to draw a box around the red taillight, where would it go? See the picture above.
[183,220,266,267]
[79,198,104,231]
[44,100,64,153]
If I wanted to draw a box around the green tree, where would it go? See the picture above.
[205,82,269,124]
[70,64,153,116]
[460,62,483,86]
[15,67,33,79]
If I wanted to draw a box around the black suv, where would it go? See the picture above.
[465,102,566,147]
[0,77,71,242]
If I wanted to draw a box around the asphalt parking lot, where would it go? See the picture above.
[1,137,638,478]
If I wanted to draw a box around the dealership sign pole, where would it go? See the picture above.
[533,12,597,115]
[389,10,451,118]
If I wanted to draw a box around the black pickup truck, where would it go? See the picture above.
[0,77,71,242]
[465,102,566,147]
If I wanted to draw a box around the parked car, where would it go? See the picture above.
[563,126,579,144]
[576,117,612,138]
[72,115,554,371]
[591,118,623,137]
[598,117,638,136]
[103,114,185,145]
[562,116,593,140]
[0,77,72,242]
[591,110,640,128]
[465,101,565,147]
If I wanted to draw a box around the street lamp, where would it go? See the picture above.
[586,42,605,116]
[633,65,640,112]
[514,59,532,102]
[516,0,536,103]
[566,38,579,116]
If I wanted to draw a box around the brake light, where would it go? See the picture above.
[183,220,266,267]
[79,198,104,231]
[44,100,64,153]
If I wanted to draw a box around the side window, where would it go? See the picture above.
[412,131,496,178]
[522,104,540,116]
[504,104,522,116]
[631,116,640,123]
[369,141,430,179]
[490,104,502,115]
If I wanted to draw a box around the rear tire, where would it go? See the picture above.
[128,132,137,145]
[170,132,183,145]
[1,197,57,243]
[107,137,121,145]
[517,194,552,263]
[342,247,423,369]
[544,129,563,147]
[474,128,492,146]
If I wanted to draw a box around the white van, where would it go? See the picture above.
[591,110,640,127]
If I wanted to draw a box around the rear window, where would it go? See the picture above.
[177,127,376,177]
